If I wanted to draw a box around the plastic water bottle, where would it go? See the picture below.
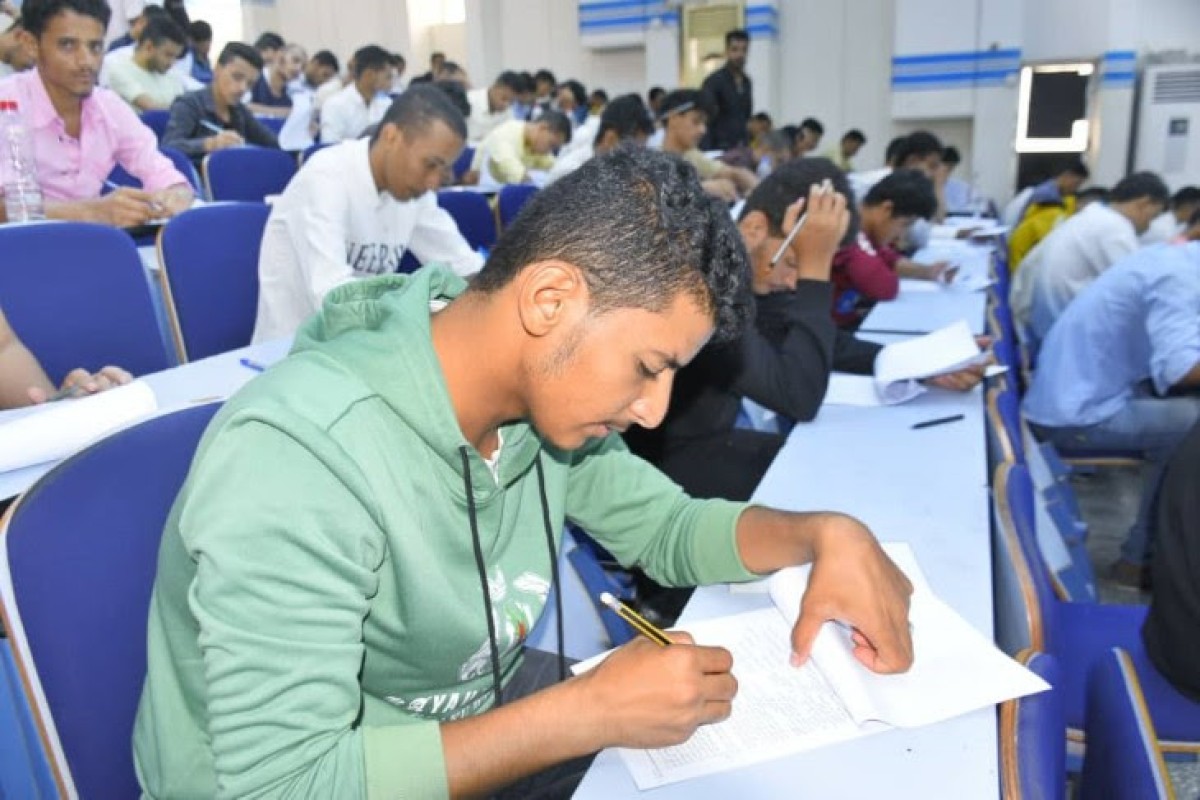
[0,100,46,222]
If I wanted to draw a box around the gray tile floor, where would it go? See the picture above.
[1073,466,1200,798]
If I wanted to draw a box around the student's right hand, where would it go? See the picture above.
[91,188,157,227]
[702,178,739,203]
[28,365,132,404]
[206,130,245,152]
[578,633,737,749]
[791,182,850,280]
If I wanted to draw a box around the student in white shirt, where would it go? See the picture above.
[1014,172,1169,347]
[1141,186,1200,245]
[545,93,652,185]
[465,70,519,142]
[253,85,483,342]
[319,45,394,144]
[0,15,34,79]
[105,16,186,111]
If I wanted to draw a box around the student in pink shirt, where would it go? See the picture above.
[830,168,953,328]
[0,0,193,226]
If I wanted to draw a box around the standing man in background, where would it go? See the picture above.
[700,28,751,151]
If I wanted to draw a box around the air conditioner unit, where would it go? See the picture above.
[1133,64,1200,190]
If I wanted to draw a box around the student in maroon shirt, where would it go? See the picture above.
[830,169,954,328]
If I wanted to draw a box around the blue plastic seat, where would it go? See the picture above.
[156,202,271,362]
[452,145,476,183]
[139,109,170,141]
[203,147,298,202]
[436,189,497,252]
[0,221,169,383]
[999,650,1066,800]
[0,403,221,797]
[103,146,202,194]
[497,184,538,229]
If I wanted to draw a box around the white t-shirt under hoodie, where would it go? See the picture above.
[252,138,484,342]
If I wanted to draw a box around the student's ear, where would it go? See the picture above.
[516,261,587,338]
[597,129,619,151]
[738,210,770,250]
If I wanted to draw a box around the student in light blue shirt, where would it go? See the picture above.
[1024,242,1200,580]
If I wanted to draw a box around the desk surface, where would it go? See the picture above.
[859,245,991,336]
[0,338,292,501]
[575,385,995,799]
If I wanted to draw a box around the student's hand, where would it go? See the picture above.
[923,335,993,392]
[790,514,914,674]
[28,366,133,404]
[922,261,956,283]
[701,177,739,204]
[205,130,244,152]
[579,633,737,749]
[91,188,157,227]
[151,184,195,218]
[790,184,849,280]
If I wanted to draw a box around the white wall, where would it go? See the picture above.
[241,0,412,70]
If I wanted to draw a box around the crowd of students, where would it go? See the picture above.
[1,1,1198,795]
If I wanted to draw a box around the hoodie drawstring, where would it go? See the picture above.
[459,446,567,708]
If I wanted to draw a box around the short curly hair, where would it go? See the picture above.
[470,147,752,343]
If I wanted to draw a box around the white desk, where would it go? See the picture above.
[575,386,995,799]
[0,338,292,501]
[858,244,992,336]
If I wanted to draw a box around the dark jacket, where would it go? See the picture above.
[162,87,280,164]
[700,64,752,150]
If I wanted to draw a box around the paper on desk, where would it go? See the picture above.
[277,92,315,151]
[823,374,885,407]
[610,543,1048,790]
[0,381,157,473]
[874,320,987,404]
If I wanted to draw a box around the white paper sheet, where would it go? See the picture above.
[823,374,885,407]
[874,321,986,403]
[277,92,315,151]
[0,381,158,472]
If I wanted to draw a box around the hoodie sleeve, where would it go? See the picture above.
[176,418,451,800]
[563,435,758,587]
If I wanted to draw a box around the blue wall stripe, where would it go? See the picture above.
[893,69,1016,86]
[746,5,779,21]
[579,15,655,29]
[746,23,778,37]
[1102,50,1137,63]
[579,0,659,12]
[893,48,1021,66]
[1101,71,1136,83]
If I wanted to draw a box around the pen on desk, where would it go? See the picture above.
[911,413,965,430]
[600,592,672,647]
[769,178,834,267]
[239,358,267,372]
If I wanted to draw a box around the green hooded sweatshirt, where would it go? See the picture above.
[132,266,755,799]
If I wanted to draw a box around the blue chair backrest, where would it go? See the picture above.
[140,109,169,141]
[1001,650,1066,800]
[0,222,169,384]
[996,386,1026,463]
[497,184,538,229]
[104,148,202,194]
[437,190,497,252]
[998,462,1061,649]
[204,147,298,202]
[1080,648,1174,800]
[158,203,271,362]
[0,403,220,798]
[256,115,286,136]
[452,146,475,183]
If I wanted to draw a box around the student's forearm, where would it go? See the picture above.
[0,338,53,409]
[896,258,933,279]
[718,165,757,193]
[1175,361,1200,389]
[735,506,842,573]
[440,677,601,797]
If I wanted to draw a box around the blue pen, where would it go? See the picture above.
[240,358,266,372]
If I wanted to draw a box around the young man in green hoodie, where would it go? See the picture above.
[133,145,914,799]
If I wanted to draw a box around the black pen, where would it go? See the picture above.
[911,414,964,430]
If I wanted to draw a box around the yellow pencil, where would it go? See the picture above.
[600,591,672,647]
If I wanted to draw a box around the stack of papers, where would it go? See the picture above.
[588,543,1049,790]
[0,381,158,473]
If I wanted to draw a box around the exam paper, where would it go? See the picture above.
[0,381,158,472]
[822,374,885,407]
[873,320,987,404]
[277,92,315,151]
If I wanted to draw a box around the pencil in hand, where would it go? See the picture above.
[600,592,673,647]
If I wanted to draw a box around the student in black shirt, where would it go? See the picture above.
[1143,418,1200,702]
[699,28,752,151]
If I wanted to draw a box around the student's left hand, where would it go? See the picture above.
[924,260,957,283]
[790,514,914,674]
[152,184,195,219]
[923,335,993,392]
[28,366,133,404]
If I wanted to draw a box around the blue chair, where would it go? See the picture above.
[999,650,1066,800]
[436,189,497,252]
[139,109,170,141]
[156,203,271,362]
[452,145,476,183]
[255,115,286,136]
[565,527,637,647]
[0,222,169,383]
[1080,648,1185,800]
[0,403,221,798]
[497,184,538,229]
[202,147,298,202]
[992,461,1200,770]
[103,147,202,195]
